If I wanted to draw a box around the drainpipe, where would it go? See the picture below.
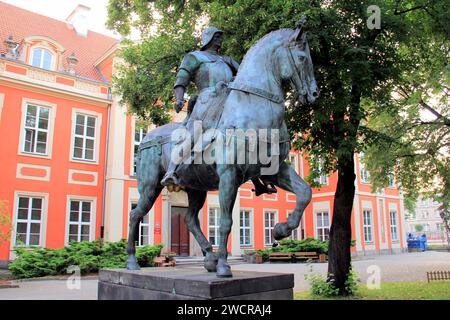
[100,89,112,240]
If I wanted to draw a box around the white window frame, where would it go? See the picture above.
[315,211,330,241]
[313,159,328,186]
[387,173,395,188]
[264,210,278,246]
[239,209,253,247]
[66,198,95,243]
[30,47,55,70]
[70,109,102,164]
[130,202,151,247]
[208,207,220,246]
[11,192,48,250]
[22,104,50,155]
[363,209,373,243]
[359,153,370,183]
[132,124,148,176]
[287,210,300,240]
[65,196,96,245]
[18,98,56,159]
[389,210,399,241]
[288,152,299,174]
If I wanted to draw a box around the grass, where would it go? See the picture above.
[295,281,450,300]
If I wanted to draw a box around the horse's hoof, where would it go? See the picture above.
[126,256,141,270]
[273,223,290,240]
[216,261,232,278]
[204,252,218,272]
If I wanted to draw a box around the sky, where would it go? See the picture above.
[1,0,120,38]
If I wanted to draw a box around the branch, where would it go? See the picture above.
[419,100,450,125]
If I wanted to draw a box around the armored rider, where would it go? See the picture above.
[161,27,276,196]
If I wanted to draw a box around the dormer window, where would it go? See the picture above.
[31,48,54,70]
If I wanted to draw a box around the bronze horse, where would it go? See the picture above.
[126,21,318,277]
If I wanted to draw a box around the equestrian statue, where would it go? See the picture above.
[126,17,319,278]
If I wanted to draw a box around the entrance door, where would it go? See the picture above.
[170,206,190,256]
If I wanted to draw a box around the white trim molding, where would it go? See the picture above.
[16,163,51,181]
[0,93,4,122]
[68,169,98,186]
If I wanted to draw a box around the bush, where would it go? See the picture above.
[9,240,164,279]
[305,266,360,297]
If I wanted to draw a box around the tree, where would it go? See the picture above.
[363,0,449,246]
[106,0,444,295]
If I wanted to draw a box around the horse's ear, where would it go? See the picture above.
[289,16,307,44]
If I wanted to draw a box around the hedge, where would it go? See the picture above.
[8,240,164,279]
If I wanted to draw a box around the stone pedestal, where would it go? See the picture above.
[98,268,294,300]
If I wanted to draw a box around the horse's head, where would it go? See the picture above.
[276,19,318,104]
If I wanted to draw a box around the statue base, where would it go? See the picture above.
[98,267,294,300]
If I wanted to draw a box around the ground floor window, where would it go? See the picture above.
[363,209,373,243]
[131,203,150,246]
[209,207,220,246]
[240,210,252,246]
[390,211,398,241]
[288,211,299,240]
[15,196,43,246]
[315,211,330,241]
[264,210,277,245]
[68,200,93,242]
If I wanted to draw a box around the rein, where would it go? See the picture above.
[228,82,284,104]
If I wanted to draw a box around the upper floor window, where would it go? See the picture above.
[387,173,395,188]
[73,113,96,161]
[31,48,54,70]
[23,104,50,155]
[133,126,147,175]
[313,159,328,186]
[359,153,370,183]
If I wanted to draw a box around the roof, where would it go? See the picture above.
[0,1,118,82]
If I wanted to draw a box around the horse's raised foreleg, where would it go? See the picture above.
[185,189,217,272]
[272,162,312,240]
[126,148,163,270]
[216,165,240,277]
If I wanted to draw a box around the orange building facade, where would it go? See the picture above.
[0,3,407,265]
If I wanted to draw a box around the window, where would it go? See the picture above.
[73,113,96,161]
[316,211,330,241]
[131,203,150,246]
[133,126,147,175]
[359,153,370,183]
[389,211,398,241]
[15,196,43,246]
[363,209,373,243]
[239,210,252,246]
[313,159,328,185]
[68,200,93,242]
[31,48,53,70]
[23,104,50,155]
[264,210,277,245]
[288,153,299,174]
[209,207,220,246]
[387,174,395,188]
[288,211,299,240]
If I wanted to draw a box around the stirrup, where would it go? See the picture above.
[252,182,277,197]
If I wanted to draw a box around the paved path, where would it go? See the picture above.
[0,251,448,299]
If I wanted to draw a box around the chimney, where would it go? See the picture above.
[67,53,79,75]
[66,5,91,37]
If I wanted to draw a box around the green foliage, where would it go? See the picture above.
[274,238,329,254]
[0,200,12,246]
[414,224,424,232]
[305,266,360,297]
[8,240,164,279]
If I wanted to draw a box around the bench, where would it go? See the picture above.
[427,271,450,283]
[292,252,319,262]
[153,256,176,267]
[269,252,292,263]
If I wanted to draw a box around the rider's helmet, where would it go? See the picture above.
[200,26,224,51]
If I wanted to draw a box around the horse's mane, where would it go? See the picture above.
[239,28,293,70]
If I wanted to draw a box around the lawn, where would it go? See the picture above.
[295,281,450,300]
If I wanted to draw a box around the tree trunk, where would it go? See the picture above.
[327,155,356,295]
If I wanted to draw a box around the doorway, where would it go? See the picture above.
[170,206,190,256]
